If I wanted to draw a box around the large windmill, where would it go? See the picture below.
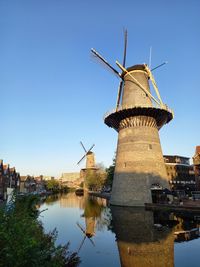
[91,30,173,206]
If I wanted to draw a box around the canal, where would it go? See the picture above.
[40,193,200,267]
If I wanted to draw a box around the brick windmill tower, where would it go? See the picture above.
[77,142,98,190]
[91,31,173,206]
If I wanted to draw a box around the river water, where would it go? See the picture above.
[40,193,200,267]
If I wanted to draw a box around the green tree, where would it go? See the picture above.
[105,154,116,187]
[46,179,60,193]
[85,164,106,191]
[0,194,80,267]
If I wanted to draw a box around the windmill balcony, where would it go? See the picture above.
[104,104,174,132]
[104,104,174,119]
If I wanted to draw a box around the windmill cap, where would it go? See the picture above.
[121,64,148,78]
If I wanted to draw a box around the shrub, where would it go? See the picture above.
[0,194,80,267]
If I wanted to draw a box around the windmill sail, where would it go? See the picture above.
[116,29,128,110]
[91,48,121,78]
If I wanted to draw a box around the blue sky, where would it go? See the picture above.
[0,0,199,177]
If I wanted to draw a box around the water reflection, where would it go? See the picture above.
[173,214,200,242]
[110,207,175,267]
[40,193,200,267]
[76,194,106,252]
[43,193,111,254]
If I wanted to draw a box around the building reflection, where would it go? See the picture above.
[110,207,174,267]
[59,192,85,209]
[173,214,200,242]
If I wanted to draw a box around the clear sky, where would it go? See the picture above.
[0,0,199,177]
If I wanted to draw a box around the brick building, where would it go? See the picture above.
[193,146,200,190]
[164,155,195,191]
[0,160,20,200]
[60,172,83,188]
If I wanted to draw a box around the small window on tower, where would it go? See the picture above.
[124,162,126,168]
[149,144,152,150]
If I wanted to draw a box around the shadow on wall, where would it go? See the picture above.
[110,206,175,267]
[111,171,170,206]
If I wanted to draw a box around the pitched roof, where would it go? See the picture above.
[9,167,16,172]
[195,146,200,154]
[20,176,27,182]
[3,164,9,170]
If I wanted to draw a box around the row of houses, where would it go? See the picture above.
[19,175,56,194]
[0,159,56,200]
[0,160,20,200]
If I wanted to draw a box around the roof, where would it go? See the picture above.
[3,165,9,170]
[121,64,148,78]
[9,167,16,172]
[20,176,27,182]
[195,146,200,154]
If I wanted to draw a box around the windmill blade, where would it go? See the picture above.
[77,154,87,165]
[151,61,168,72]
[91,48,121,79]
[116,80,124,110]
[77,222,86,235]
[149,46,152,69]
[122,29,128,67]
[77,236,87,253]
[80,141,87,153]
[87,144,95,153]
[88,237,95,247]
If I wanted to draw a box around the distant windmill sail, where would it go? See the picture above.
[77,142,95,167]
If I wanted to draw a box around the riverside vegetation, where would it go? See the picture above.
[0,194,80,267]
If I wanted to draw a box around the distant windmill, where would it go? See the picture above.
[77,141,95,169]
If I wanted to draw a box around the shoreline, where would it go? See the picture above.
[88,192,200,212]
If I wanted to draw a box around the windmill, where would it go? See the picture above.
[91,29,169,112]
[91,30,173,206]
[77,141,95,169]
[76,222,95,253]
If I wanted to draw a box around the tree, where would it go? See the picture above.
[85,164,106,191]
[0,194,80,267]
[105,154,116,187]
[46,179,60,193]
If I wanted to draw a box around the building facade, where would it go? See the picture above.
[193,146,200,190]
[164,155,195,192]
[60,172,83,188]
[0,160,20,200]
